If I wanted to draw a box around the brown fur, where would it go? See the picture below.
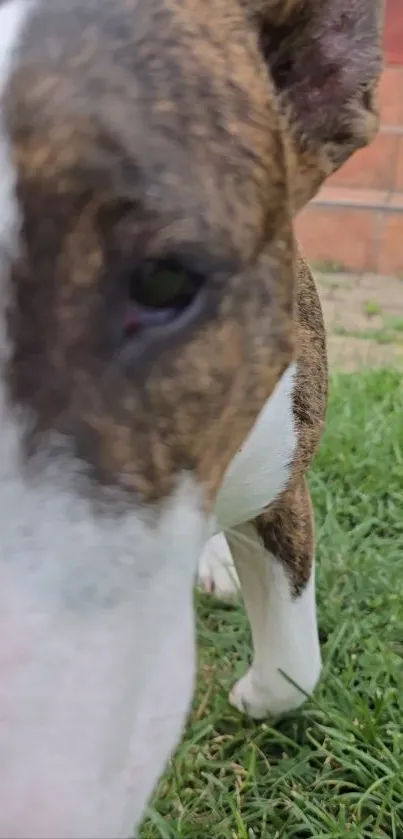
[256,254,327,595]
[4,0,383,527]
[256,476,315,596]
[243,0,384,211]
[5,0,295,508]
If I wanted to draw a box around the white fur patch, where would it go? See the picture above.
[214,363,297,531]
[198,364,297,595]
[0,470,207,838]
[0,0,30,77]
[197,532,239,597]
[0,0,31,275]
[227,523,321,719]
[0,5,209,836]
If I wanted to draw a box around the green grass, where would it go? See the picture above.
[387,318,403,334]
[312,260,349,275]
[141,370,403,839]
[363,300,382,319]
[334,325,403,346]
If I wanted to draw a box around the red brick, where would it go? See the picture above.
[384,0,403,65]
[328,131,398,191]
[378,68,403,126]
[296,203,378,273]
[394,135,403,191]
[377,211,403,275]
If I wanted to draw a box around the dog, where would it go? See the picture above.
[0,0,383,835]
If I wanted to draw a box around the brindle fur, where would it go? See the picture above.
[256,254,327,595]
[4,0,382,552]
[243,0,384,212]
[5,0,296,508]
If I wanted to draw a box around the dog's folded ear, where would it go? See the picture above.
[242,0,384,212]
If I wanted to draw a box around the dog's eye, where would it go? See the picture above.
[123,258,206,338]
[132,260,191,309]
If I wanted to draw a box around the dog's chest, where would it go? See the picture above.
[214,363,297,530]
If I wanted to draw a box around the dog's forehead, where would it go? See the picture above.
[4,0,281,241]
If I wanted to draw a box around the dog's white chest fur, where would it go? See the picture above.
[215,363,297,531]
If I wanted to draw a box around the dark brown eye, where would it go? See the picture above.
[131,259,192,309]
[124,257,206,338]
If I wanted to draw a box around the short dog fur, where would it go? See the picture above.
[0,0,383,835]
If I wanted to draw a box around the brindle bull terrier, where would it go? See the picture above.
[0,0,383,835]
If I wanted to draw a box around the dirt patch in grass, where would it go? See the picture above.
[316,272,403,371]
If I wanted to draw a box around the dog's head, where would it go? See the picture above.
[0,0,383,835]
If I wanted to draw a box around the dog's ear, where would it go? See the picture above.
[242,0,384,212]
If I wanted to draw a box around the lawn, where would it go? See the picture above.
[141,369,403,839]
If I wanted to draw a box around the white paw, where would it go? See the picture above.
[197,534,240,599]
[229,664,320,720]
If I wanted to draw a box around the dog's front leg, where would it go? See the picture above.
[227,478,320,719]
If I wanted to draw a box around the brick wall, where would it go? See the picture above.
[384,0,403,66]
[296,1,403,275]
